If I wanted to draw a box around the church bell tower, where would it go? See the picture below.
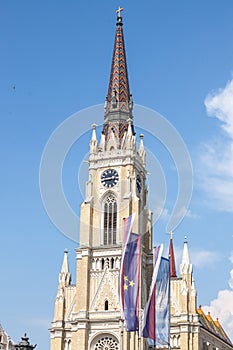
[50,9,153,350]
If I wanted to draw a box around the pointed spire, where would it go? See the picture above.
[124,118,135,150]
[182,236,190,265]
[103,8,133,147]
[59,249,71,286]
[90,124,98,154]
[180,236,192,275]
[99,132,106,151]
[105,8,131,116]
[139,134,146,165]
[61,249,69,273]
[106,128,117,151]
[169,231,177,278]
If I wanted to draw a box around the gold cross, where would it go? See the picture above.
[116,6,124,17]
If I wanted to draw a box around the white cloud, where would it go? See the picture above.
[205,79,233,137]
[203,253,233,341]
[190,249,220,269]
[199,78,233,212]
[202,290,233,341]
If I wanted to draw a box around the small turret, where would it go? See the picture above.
[123,119,136,151]
[53,250,71,323]
[106,129,118,151]
[138,134,146,166]
[90,124,98,154]
[99,132,106,152]
[59,249,71,287]
[180,236,192,275]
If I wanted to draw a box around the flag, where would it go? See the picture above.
[155,256,170,346]
[142,244,170,347]
[120,214,140,331]
[120,214,135,313]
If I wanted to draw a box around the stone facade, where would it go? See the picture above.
[50,10,233,350]
[50,11,152,350]
[169,238,233,350]
[0,325,15,350]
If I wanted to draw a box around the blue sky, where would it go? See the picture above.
[1,1,233,348]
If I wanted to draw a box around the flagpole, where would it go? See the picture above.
[154,247,156,350]
[168,251,171,350]
[121,218,126,350]
[121,319,124,350]
[137,218,142,350]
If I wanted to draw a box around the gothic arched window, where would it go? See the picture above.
[103,194,117,245]
[104,300,109,310]
[94,336,118,350]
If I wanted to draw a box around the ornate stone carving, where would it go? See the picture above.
[94,336,118,350]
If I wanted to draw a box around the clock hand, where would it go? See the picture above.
[102,176,116,181]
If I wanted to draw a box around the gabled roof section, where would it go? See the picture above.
[197,306,232,346]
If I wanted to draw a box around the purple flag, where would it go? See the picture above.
[120,215,140,331]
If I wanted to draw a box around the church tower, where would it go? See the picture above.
[170,237,198,349]
[50,9,153,350]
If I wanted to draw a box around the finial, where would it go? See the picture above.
[116,6,124,25]
[139,133,144,140]
[64,248,68,253]
[90,123,98,153]
[170,230,174,240]
[127,118,132,125]
[116,6,124,17]
[184,235,187,243]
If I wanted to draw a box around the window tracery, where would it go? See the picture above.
[94,336,118,350]
[103,194,117,245]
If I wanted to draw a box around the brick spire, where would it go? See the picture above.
[103,9,133,147]
[169,232,177,278]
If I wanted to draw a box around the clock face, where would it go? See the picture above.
[101,169,119,188]
[136,174,142,193]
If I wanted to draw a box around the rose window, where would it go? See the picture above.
[94,336,118,350]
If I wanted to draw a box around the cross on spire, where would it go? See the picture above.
[116,6,124,17]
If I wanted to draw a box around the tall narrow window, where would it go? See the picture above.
[103,194,117,245]
[104,300,109,310]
